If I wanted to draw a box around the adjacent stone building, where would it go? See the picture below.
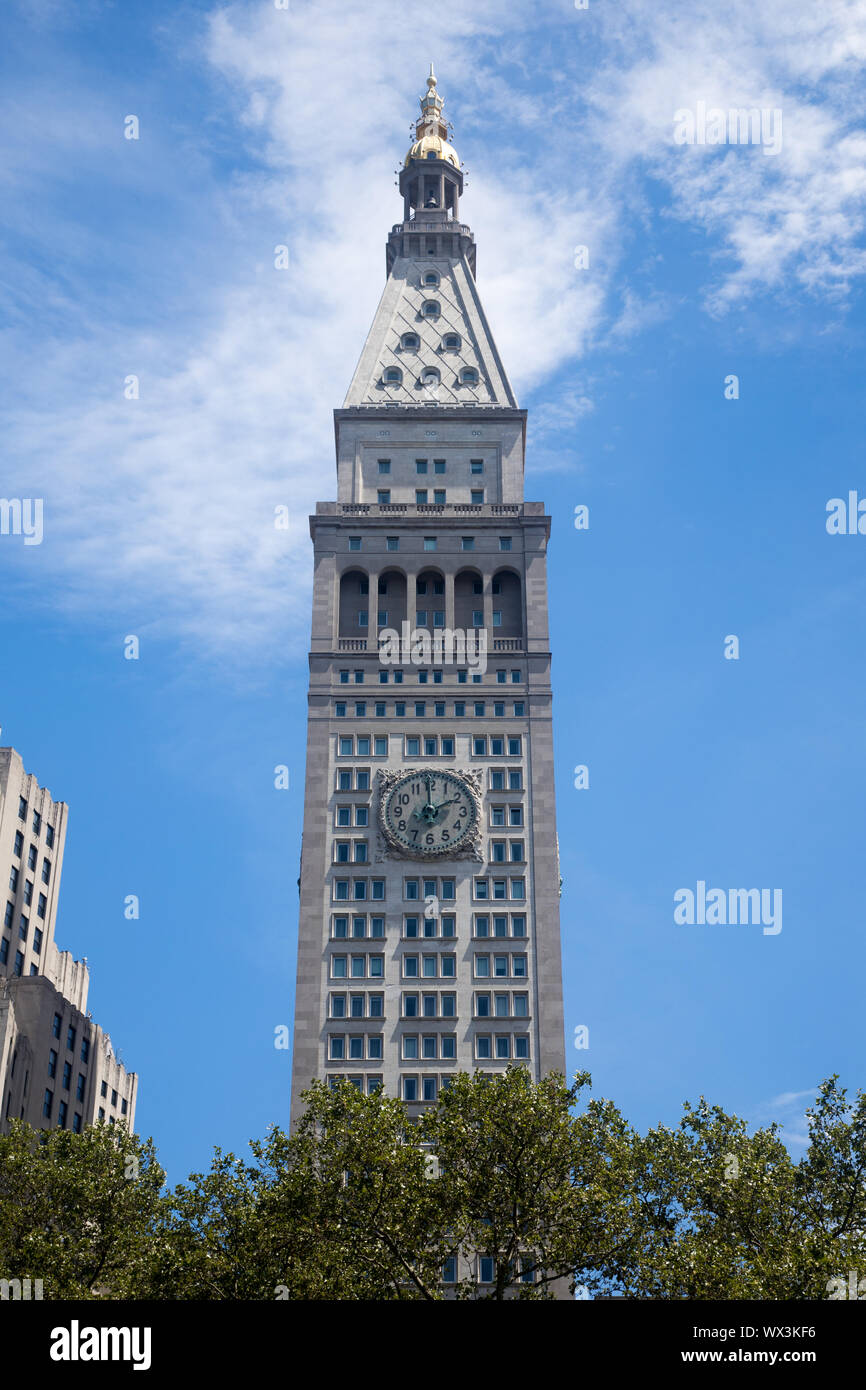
[290,69,565,1122]
[0,746,137,1134]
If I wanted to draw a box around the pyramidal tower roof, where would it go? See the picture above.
[342,68,518,411]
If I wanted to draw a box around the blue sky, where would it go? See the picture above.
[1,0,865,1181]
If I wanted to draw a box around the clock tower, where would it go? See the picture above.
[290,68,566,1119]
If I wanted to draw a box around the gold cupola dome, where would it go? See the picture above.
[404,65,460,168]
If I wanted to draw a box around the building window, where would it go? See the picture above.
[18,797,27,820]
[32,811,41,835]
[471,489,484,504]
[434,459,446,474]
[46,824,55,848]
[460,367,479,385]
[386,536,399,551]
[66,1026,76,1051]
[76,1074,85,1102]
[377,490,391,504]
[416,489,428,504]
[499,536,512,551]
[422,300,440,318]
[13,951,23,976]
[349,537,362,551]
[433,489,446,505]
[48,1049,57,1078]
[401,332,420,350]
[43,1089,53,1118]
[461,536,474,551]
[423,536,436,551]
[384,367,402,385]
[58,1100,68,1129]
[378,459,391,474]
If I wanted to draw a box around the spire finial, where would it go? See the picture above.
[428,62,436,89]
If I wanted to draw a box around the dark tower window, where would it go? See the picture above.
[443,334,461,350]
[422,300,440,318]
[424,271,440,287]
[401,333,420,350]
[384,367,402,384]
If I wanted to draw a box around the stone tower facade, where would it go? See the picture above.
[290,70,565,1120]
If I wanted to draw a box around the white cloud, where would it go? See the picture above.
[2,0,864,660]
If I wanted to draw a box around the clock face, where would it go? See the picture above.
[382,770,477,857]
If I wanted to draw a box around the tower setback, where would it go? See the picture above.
[0,747,137,1135]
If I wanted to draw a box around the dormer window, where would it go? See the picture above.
[423,271,440,287]
[422,300,440,318]
[443,334,461,351]
[459,367,479,386]
[383,367,403,385]
[401,333,420,351]
[421,368,440,388]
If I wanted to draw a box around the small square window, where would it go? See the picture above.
[433,489,445,504]
[471,490,484,505]
[499,536,512,551]
[423,536,437,551]
[461,536,474,551]
[378,459,391,474]
[470,460,483,475]
[386,536,399,551]
[377,490,391,504]
[349,537,362,551]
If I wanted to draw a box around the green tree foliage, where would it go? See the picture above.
[421,1068,636,1298]
[613,1076,866,1299]
[0,1120,163,1299]
[1,1073,864,1300]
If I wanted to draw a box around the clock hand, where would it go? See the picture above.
[431,797,460,811]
